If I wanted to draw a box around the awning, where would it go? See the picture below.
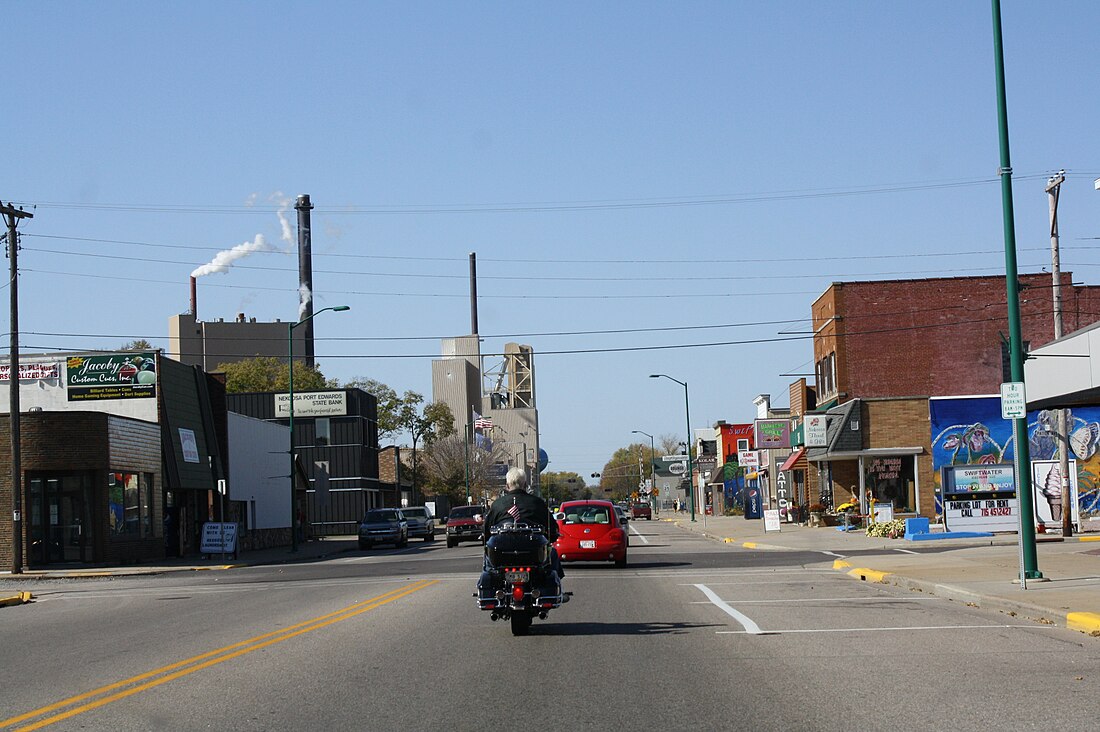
[778,448,806,472]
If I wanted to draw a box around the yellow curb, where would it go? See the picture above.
[1078,536,1100,542]
[0,591,33,607]
[832,559,852,570]
[741,541,757,548]
[847,567,891,583]
[1067,612,1100,633]
[723,538,736,544]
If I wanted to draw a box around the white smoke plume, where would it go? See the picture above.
[271,192,295,251]
[191,234,271,278]
[299,283,312,320]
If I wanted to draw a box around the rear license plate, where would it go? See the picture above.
[580,540,596,549]
[504,570,529,583]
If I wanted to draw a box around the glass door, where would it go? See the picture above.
[28,473,94,564]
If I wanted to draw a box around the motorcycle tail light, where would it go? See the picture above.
[512,585,525,602]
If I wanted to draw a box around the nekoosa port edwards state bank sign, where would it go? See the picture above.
[66,353,158,401]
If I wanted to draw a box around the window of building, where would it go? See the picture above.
[816,351,838,399]
[315,418,331,447]
[109,471,155,539]
[863,455,917,513]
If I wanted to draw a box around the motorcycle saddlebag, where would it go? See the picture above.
[486,531,549,568]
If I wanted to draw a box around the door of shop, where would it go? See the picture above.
[28,473,95,565]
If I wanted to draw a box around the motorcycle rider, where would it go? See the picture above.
[477,467,564,604]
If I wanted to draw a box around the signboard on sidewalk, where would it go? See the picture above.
[200,522,238,554]
[943,498,1018,533]
[763,509,781,532]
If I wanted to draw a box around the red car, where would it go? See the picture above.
[631,502,652,520]
[554,499,628,567]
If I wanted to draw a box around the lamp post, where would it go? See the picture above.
[288,305,350,552]
[631,430,657,510]
[650,374,695,521]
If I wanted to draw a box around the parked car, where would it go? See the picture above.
[631,502,653,520]
[554,499,627,567]
[446,505,487,548]
[358,508,408,549]
[614,504,631,525]
[401,506,436,542]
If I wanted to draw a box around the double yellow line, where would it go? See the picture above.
[1,579,436,731]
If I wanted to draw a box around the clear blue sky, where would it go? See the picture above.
[7,2,1100,481]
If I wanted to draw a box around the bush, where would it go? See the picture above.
[808,503,827,513]
[865,518,907,538]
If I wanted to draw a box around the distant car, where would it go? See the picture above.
[401,506,436,542]
[614,505,630,525]
[554,499,627,567]
[631,502,653,520]
[358,508,408,549]
[446,505,487,548]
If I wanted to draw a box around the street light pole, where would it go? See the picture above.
[632,430,657,510]
[288,305,350,552]
[650,374,695,522]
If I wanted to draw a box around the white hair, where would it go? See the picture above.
[505,466,528,491]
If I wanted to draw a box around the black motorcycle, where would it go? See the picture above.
[476,521,569,635]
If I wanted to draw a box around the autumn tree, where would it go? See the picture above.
[343,377,404,438]
[120,339,154,351]
[541,471,586,503]
[216,357,333,393]
[398,394,455,501]
[421,432,512,505]
[598,443,652,501]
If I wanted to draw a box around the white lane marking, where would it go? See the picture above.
[689,596,941,605]
[629,525,650,545]
[717,624,1052,635]
[893,548,919,554]
[694,584,764,635]
[819,551,845,558]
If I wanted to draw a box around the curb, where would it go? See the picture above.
[0,591,33,607]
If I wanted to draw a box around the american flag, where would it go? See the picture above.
[507,501,521,520]
[473,411,493,430]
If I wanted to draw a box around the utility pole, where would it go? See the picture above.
[1046,170,1073,537]
[2,201,32,574]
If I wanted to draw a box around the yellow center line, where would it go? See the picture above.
[3,580,436,731]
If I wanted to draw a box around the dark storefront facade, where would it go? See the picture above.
[227,388,382,536]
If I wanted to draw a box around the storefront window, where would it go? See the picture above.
[864,455,917,512]
[109,471,155,539]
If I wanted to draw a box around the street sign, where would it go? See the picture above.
[662,455,688,462]
[1000,382,1027,419]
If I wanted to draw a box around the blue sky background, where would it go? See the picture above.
[6,2,1100,480]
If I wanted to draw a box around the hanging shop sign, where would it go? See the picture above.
[753,419,791,449]
[66,353,157,401]
[804,414,828,447]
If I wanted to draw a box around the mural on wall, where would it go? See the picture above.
[929,396,1100,520]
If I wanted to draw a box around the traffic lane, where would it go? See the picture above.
[0,574,439,727]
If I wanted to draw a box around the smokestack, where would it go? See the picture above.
[469,252,478,335]
[295,194,315,368]
[190,276,197,318]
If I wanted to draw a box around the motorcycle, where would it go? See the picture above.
[476,521,569,635]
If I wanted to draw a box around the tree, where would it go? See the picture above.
[398,394,455,502]
[121,339,154,351]
[421,432,511,505]
[598,443,651,501]
[541,471,586,503]
[343,377,403,438]
[216,356,333,393]
[659,433,685,456]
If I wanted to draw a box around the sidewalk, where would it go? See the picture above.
[660,512,1100,636]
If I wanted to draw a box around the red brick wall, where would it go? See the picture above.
[825,273,1100,399]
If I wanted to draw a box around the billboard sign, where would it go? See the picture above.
[66,353,157,401]
[753,419,791,449]
[275,391,348,418]
[941,464,1015,495]
[0,362,60,381]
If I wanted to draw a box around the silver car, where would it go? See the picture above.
[401,506,436,542]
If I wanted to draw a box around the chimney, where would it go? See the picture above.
[296,194,315,368]
[190,276,197,318]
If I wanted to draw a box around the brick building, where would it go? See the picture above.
[806,273,1100,518]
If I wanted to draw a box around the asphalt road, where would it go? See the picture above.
[2,521,1097,731]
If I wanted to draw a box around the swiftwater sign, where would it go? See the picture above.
[941,464,1018,532]
[66,353,157,401]
[275,391,348,418]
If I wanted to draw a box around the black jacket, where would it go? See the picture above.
[482,490,558,542]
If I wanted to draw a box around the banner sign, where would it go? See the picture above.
[754,419,791,449]
[0,362,60,381]
[66,353,157,401]
[738,451,760,468]
[275,390,347,418]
